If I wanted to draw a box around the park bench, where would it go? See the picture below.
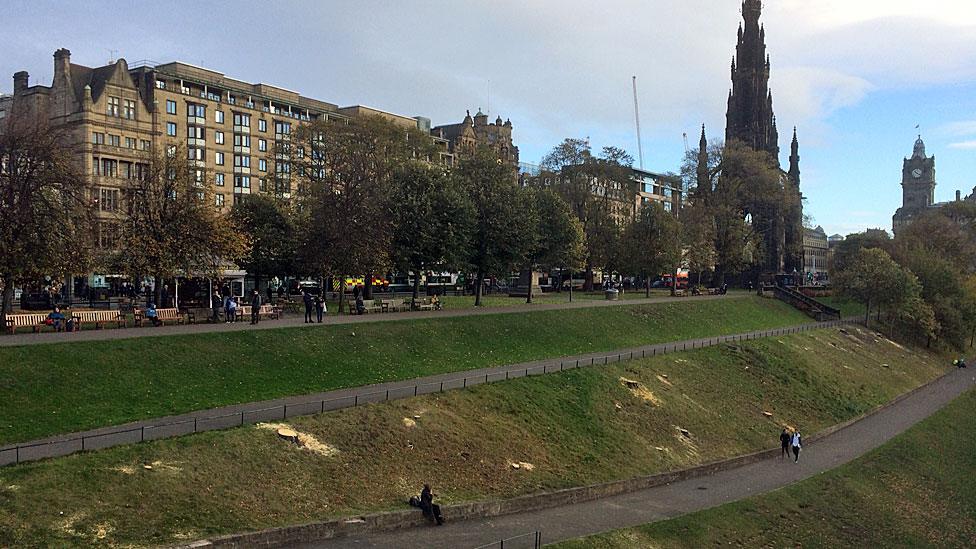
[4,313,50,334]
[134,307,188,327]
[236,304,281,321]
[412,298,434,311]
[354,299,382,314]
[73,310,126,330]
[673,289,687,297]
[380,298,406,312]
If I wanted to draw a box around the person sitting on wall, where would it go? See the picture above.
[408,484,444,525]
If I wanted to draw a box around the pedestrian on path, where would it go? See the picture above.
[303,290,314,323]
[226,297,238,323]
[211,290,222,323]
[780,428,791,459]
[250,290,262,325]
[791,431,802,463]
[315,294,326,323]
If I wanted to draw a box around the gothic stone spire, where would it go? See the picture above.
[726,0,779,163]
[789,127,800,186]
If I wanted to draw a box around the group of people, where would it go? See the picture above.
[780,428,803,463]
[953,357,968,369]
[208,289,264,325]
[302,290,327,323]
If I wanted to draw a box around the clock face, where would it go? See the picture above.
[912,168,923,179]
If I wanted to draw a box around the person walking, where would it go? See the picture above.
[303,290,314,323]
[226,296,238,324]
[250,290,262,325]
[780,428,791,459]
[211,290,222,323]
[315,294,326,323]
[791,431,802,463]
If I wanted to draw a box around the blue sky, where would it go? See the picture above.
[2,0,975,237]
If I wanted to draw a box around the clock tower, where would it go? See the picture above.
[892,136,936,234]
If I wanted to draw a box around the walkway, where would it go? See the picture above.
[0,294,736,348]
[0,317,846,466]
[294,368,975,549]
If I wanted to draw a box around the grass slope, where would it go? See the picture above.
[0,325,947,547]
[0,297,808,444]
[553,387,976,549]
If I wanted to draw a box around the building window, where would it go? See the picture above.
[234,155,250,168]
[274,120,291,137]
[259,178,267,192]
[123,99,136,119]
[107,96,120,117]
[215,152,225,166]
[108,134,120,147]
[166,145,177,157]
[233,112,250,127]
[188,103,206,119]
[214,131,224,145]
[215,110,224,124]
[258,119,267,132]
[125,137,136,149]
[99,188,119,212]
[101,158,118,177]
[92,132,105,145]
[166,100,177,115]
[215,173,225,186]
[141,139,151,150]
[215,193,225,207]
[258,139,267,152]
[234,175,251,188]
[188,147,205,161]
[259,159,267,172]
[166,122,177,136]
[187,126,204,140]
[233,134,251,148]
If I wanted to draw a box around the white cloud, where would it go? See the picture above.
[949,140,976,149]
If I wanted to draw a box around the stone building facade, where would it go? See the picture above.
[802,226,829,283]
[432,109,519,170]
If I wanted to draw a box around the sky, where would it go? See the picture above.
[2,0,976,237]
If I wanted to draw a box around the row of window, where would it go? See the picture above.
[92,157,149,180]
[106,97,137,119]
[165,100,280,133]
[93,132,151,151]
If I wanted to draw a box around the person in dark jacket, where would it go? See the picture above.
[419,484,444,525]
[303,290,314,323]
[315,294,326,323]
[791,431,802,463]
[780,428,791,459]
[250,290,262,324]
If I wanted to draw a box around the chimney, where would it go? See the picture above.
[54,48,71,78]
[13,71,28,93]
[957,190,962,201]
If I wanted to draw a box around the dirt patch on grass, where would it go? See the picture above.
[620,377,662,406]
[257,422,339,457]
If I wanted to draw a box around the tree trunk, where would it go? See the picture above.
[364,272,374,300]
[474,269,484,307]
[154,275,163,308]
[864,300,870,326]
[412,267,421,301]
[338,283,346,314]
[526,273,533,304]
[584,262,594,292]
[671,266,679,297]
[645,273,651,298]
[0,278,13,329]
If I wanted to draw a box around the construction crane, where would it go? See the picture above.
[682,132,690,153]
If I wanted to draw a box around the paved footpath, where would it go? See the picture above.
[0,294,735,348]
[1,315,843,465]
[294,368,976,549]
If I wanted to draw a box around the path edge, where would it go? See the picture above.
[174,367,956,549]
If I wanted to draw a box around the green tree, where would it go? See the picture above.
[620,202,682,297]
[389,161,474,300]
[522,187,584,303]
[233,195,299,293]
[114,144,247,307]
[834,247,919,325]
[295,115,429,310]
[679,198,716,288]
[457,148,535,306]
[538,139,635,290]
[0,119,93,323]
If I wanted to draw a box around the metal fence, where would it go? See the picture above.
[0,319,856,467]
[472,531,542,549]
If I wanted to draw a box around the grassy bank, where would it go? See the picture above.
[0,297,809,444]
[0,325,947,547]
[553,387,976,549]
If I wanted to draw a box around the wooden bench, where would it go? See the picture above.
[236,304,280,321]
[73,310,126,330]
[380,299,406,312]
[4,313,50,334]
[359,299,382,314]
[134,308,188,327]
[412,298,434,311]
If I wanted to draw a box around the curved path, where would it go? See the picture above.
[0,293,734,348]
[291,368,976,549]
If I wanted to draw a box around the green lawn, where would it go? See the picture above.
[552,387,976,549]
[0,297,809,444]
[0,325,948,547]
[817,295,866,319]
